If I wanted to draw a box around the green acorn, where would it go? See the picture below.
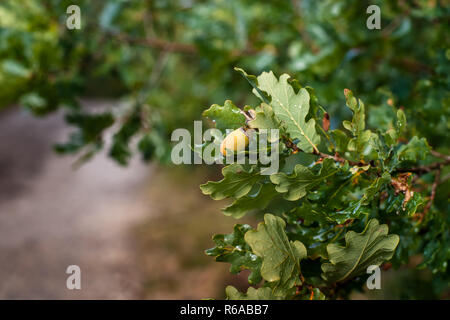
[220,127,251,156]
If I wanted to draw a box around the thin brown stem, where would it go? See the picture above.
[109,31,258,57]
[430,150,450,161]
[418,165,442,222]
[318,152,362,166]
[397,160,450,174]
[113,32,197,54]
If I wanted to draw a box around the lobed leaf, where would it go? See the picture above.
[397,136,431,162]
[200,164,261,200]
[225,286,279,300]
[343,89,373,158]
[321,219,399,283]
[205,224,262,284]
[270,158,338,201]
[245,214,307,297]
[203,100,246,130]
[223,183,278,219]
[247,103,280,142]
[255,71,320,153]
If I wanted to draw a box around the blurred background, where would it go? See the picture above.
[0,0,448,299]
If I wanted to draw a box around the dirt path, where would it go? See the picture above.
[0,102,152,299]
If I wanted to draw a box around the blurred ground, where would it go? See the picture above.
[0,101,151,298]
[0,101,249,299]
[133,167,253,299]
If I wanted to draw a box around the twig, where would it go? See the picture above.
[397,160,450,174]
[381,2,410,38]
[113,32,197,54]
[418,165,441,222]
[381,15,406,38]
[282,136,300,154]
[109,31,258,57]
[283,137,319,156]
[318,152,362,166]
[431,150,450,161]
[282,138,366,167]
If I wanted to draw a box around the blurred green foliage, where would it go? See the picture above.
[1,0,448,163]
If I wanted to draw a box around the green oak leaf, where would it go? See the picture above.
[270,158,338,201]
[255,71,320,153]
[347,131,372,156]
[321,219,399,283]
[285,221,334,260]
[245,214,307,297]
[397,136,431,162]
[248,103,280,142]
[367,131,388,160]
[226,286,279,300]
[382,108,405,147]
[329,172,391,223]
[396,109,407,135]
[385,190,425,216]
[203,100,246,130]
[385,128,398,147]
[329,129,350,153]
[293,201,330,225]
[419,238,449,274]
[329,201,370,225]
[343,89,373,158]
[223,183,278,219]
[405,192,425,216]
[362,172,391,205]
[205,224,262,284]
[200,164,261,200]
[418,211,449,273]
[343,89,365,134]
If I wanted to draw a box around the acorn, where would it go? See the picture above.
[220,127,251,156]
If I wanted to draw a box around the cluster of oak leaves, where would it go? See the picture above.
[199,68,446,300]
